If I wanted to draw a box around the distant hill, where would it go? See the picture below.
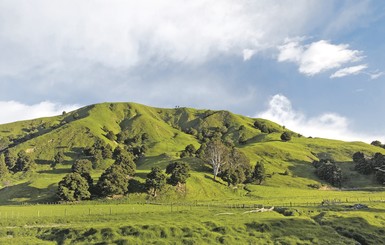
[0,102,384,204]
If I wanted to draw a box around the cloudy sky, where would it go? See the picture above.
[1,0,385,142]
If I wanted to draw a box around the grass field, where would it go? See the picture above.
[1,200,385,244]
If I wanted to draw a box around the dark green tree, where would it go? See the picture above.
[52,151,65,168]
[71,159,93,185]
[114,154,136,177]
[57,173,91,201]
[106,131,116,141]
[314,160,342,188]
[166,162,191,186]
[371,140,383,147]
[4,149,16,171]
[14,150,35,172]
[102,144,113,159]
[352,152,365,163]
[97,164,129,197]
[220,147,252,186]
[280,132,292,142]
[180,144,196,158]
[375,167,385,185]
[145,167,166,197]
[252,161,266,184]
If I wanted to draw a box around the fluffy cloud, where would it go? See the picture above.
[0,1,366,76]
[0,101,80,124]
[278,40,364,76]
[257,94,384,142]
[330,64,368,78]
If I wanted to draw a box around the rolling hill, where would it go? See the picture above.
[0,102,384,204]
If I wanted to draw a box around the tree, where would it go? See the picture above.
[166,162,191,186]
[72,159,94,188]
[352,152,365,163]
[203,140,229,180]
[102,144,113,159]
[375,167,385,185]
[371,140,383,147]
[180,144,196,158]
[314,160,342,188]
[252,161,266,184]
[106,131,116,141]
[52,151,65,168]
[57,173,91,201]
[114,154,136,177]
[14,150,35,172]
[97,164,129,197]
[280,132,291,142]
[220,147,252,186]
[145,167,166,197]
[4,149,16,171]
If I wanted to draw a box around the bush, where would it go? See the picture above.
[280,132,291,142]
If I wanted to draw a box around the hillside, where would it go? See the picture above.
[0,102,384,204]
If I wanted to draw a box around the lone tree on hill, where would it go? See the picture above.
[57,173,91,201]
[204,140,229,180]
[145,167,166,197]
[280,132,291,142]
[252,161,266,184]
[166,161,191,187]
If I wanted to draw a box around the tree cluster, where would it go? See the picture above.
[116,130,149,159]
[180,144,197,158]
[84,139,113,169]
[57,159,93,201]
[352,152,385,184]
[197,139,264,186]
[371,140,385,149]
[313,159,342,187]
[1,149,36,175]
[253,120,278,134]
[145,162,191,197]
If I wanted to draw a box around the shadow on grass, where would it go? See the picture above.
[38,168,71,175]
[0,182,57,205]
[204,174,225,185]
[313,213,385,244]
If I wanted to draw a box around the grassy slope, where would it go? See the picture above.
[0,102,385,205]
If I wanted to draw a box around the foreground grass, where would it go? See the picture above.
[0,202,385,244]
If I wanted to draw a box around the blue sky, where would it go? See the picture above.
[0,0,385,142]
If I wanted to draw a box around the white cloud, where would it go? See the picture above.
[278,40,364,76]
[242,49,257,61]
[368,71,384,80]
[330,64,368,78]
[256,94,384,142]
[0,101,80,124]
[0,1,362,76]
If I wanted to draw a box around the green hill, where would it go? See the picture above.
[0,102,384,204]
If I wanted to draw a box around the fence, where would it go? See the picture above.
[1,196,385,220]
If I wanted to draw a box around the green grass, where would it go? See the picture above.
[1,202,385,244]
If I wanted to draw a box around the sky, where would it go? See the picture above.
[0,0,385,143]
